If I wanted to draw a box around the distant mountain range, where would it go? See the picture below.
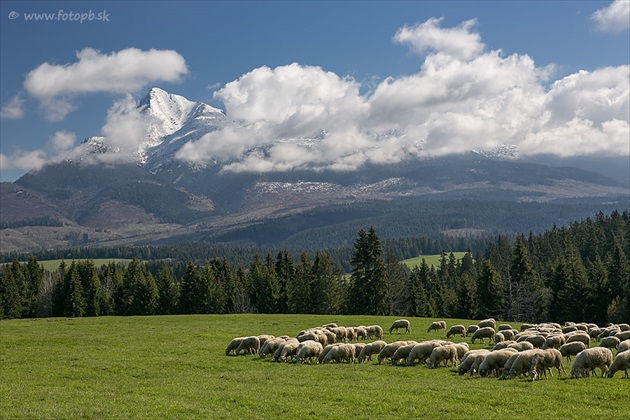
[1,88,628,253]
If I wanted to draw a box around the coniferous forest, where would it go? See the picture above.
[1,211,628,324]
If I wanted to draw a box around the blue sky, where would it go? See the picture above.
[1,1,629,181]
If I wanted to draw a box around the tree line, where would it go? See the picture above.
[1,211,628,324]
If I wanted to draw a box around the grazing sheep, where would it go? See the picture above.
[355,326,368,340]
[501,330,516,341]
[273,338,300,362]
[427,321,446,333]
[597,327,619,341]
[378,341,409,364]
[322,343,355,364]
[500,353,521,380]
[478,349,518,377]
[446,325,466,338]
[296,340,324,364]
[507,341,535,352]
[566,332,590,348]
[318,344,340,364]
[331,327,348,342]
[520,323,535,332]
[391,344,417,366]
[358,340,387,363]
[235,336,261,356]
[257,335,275,347]
[427,345,458,369]
[607,351,630,378]
[353,343,366,361]
[494,332,505,344]
[588,328,603,340]
[525,335,546,349]
[259,337,287,359]
[617,323,630,332]
[613,331,630,341]
[542,335,566,350]
[559,341,587,362]
[297,331,320,343]
[466,325,479,337]
[498,324,513,331]
[346,327,358,341]
[571,347,613,378]
[406,341,442,366]
[452,343,470,361]
[322,323,338,328]
[471,327,496,344]
[390,319,411,334]
[367,325,384,340]
[617,339,630,354]
[562,325,578,334]
[478,318,496,329]
[600,336,621,350]
[508,349,544,379]
[458,350,491,376]
[225,337,247,356]
[469,352,492,376]
[529,348,565,380]
[492,340,517,351]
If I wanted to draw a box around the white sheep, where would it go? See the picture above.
[492,340,516,351]
[498,324,513,331]
[353,342,366,361]
[358,340,387,363]
[235,336,261,356]
[322,323,338,328]
[318,343,340,364]
[458,350,491,376]
[607,351,630,378]
[466,325,479,337]
[225,337,246,356]
[406,341,442,366]
[355,326,368,340]
[378,341,410,364]
[427,345,458,369]
[570,347,613,378]
[273,338,300,362]
[452,343,470,361]
[529,348,565,381]
[613,331,630,341]
[617,339,630,354]
[389,319,411,334]
[566,332,590,348]
[296,340,324,364]
[542,334,566,350]
[494,332,505,344]
[257,335,275,347]
[478,348,518,377]
[427,320,446,333]
[599,336,621,350]
[367,325,384,340]
[501,329,516,341]
[559,341,587,362]
[471,327,496,344]
[524,335,546,348]
[322,343,355,364]
[507,341,535,352]
[259,337,287,358]
[391,344,418,366]
[478,318,496,329]
[508,349,545,379]
[446,325,466,338]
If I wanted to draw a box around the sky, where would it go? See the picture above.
[1,0,629,181]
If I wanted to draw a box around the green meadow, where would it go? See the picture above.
[34,258,132,272]
[0,314,626,419]
[402,252,468,269]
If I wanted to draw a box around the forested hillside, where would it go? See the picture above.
[1,211,628,324]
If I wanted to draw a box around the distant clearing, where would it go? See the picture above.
[34,258,132,271]
[402,252,468,269]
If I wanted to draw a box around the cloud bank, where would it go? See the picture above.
[173,17,628,172]
[592,0,630,33]
[23,47,188,121]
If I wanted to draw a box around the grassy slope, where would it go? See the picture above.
[0,314,626,419]
[402,252,468,269]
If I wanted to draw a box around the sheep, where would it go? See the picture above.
[478,318,496,330]
[353,343,366,361]
[427,345,458,369]
[318,343,340,364]
[446,324,466,338]
[406,341,442,366]
[500,352,521,380]
[378,341,409,364]
[570,347,613,378]
[358,340,387,363]
[507,341,535,352]
[508,349,545,379]
[322,343,355,364]
[346,327,358,341]
[562,325,578,334]
[331,327,348,342]
[257,335,275,347]
[466,325,479,337]
[520,323,535,331]
[588,328,603,340]
[355,326,368,340]
[391,344,417,366]
[478,349,518,377]
[616,323,630,332]
[492,340,517,351]
[498,324,513,331]
[613,331,630,341]
[524,335,546,349]
[458,350,490,376]
[367,325,384,340]
[322,323,338,328]
[494,332,505,344]
[559,341,587,362]
[542,334,566,350]
[471,327,496,344]
[529,348,565,380]
[225,337,247,356]
[597,327,619,341]
[296,340,324,364]
[599,336,621,350]
[452,343,470,361]
[273,338,300,362]
[234,336,261,356]
[501,329,516,341]
[259,337,287,359]
[566,332,590,348]
[607,351,630,378]
[617,339,630,354]
[390,319,411,334]
[469,352,492,376]
[427,321,446,333]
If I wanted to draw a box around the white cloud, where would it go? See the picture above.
[23,47,188,120]
[0,149,48,172]
[592,0,630,33]
[394,17,484,61]
[47,131,76,153]
[0,94,25,119]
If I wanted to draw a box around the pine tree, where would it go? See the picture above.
[274,251,293,314]
[77,260,105,317]
[64,262,86,317]
[506,236,544,322]
[385,247,409,316]
[0,263,22,319]
[310,252,345,314]
[155,265,179,315]
[24,257,44,318]
[178,262,204,314]
[476,259,505,319]
[288,253,312,314]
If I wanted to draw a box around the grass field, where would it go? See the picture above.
[402,252,468,269]
[31,258,133,272]
[0,314,626,419]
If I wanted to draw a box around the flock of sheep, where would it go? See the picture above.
[225,318,630,380]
